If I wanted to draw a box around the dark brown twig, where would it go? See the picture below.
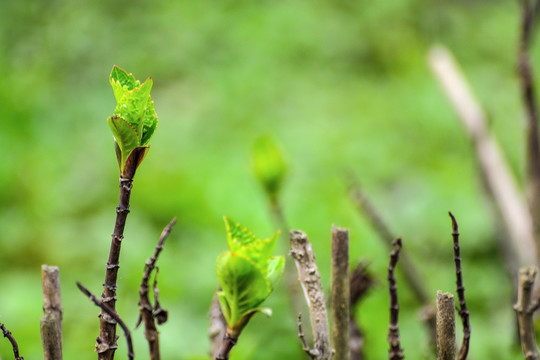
[331,226,350,360]
[0,323,24,360]
[387,238,404,360]
[137,218,176,360]
[40,265,63,360]
[98,175,134,359]
[77,282,134,360]
[448,212,471,360]
[290,230,333,360]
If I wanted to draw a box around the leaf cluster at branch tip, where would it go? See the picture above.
[216,216,285,337]
[107,65,158,175]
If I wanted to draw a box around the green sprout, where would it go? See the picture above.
[216,217,285,338]
[107,66,158,178]
[251,136,287,203]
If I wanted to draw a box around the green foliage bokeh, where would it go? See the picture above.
[0,0,529,359]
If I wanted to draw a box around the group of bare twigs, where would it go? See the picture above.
[4,1,540,360]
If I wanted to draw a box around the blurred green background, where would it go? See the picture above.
[0,0,533,359]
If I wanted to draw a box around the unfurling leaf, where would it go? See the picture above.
[107,65,159,177]
[216,217,284,337]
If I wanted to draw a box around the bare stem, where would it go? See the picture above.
[77,282,134,360]
[40,265,63,360]
[436,291,456,360]
[331,226,350,360]
[98,175,134,360]
[448,212,471,360]
[387,238,404,360]
[514,266,540,360]
[137,218,176,360]
[290,230,332,360]
[214,332,238,360]
[0,323,24,360]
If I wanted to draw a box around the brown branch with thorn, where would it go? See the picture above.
[77,282,134,360]
[0,323,24,360]
[290,230,332,360]
[514,266,540,360]
[448,212,471,360]
[387,238,404,360]
[136,218,176,360]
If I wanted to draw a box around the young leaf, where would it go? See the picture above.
[216,252,271,327]
[216,217,285,337]
[107,115,140,170]
[107,66,159,177]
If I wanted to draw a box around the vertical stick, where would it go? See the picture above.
[514,266,540,360]
[331,226,350,360]
[436,291,456,360]
[290,230,332,360]
[40,265,63,360]
[387,238,404,360]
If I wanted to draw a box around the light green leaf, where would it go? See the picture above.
[141,97,158,145]
[224,216,279,270]
[107,115,140,171]
[216,251,271,327]
[110,66,140,102]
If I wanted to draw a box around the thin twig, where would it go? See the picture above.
[436,291,456,360]
[519,0,540,257]
[137,218,176,360]
[77,282,134,360]
[40,265,63,360]
[0,323,24,360]
[514,267,540,360]
[428,45,536,273]
[331,226,350,360]
[297,314,316,359]
[387,238,404,360]
[448,212,471,360]
[290,230,333,360]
